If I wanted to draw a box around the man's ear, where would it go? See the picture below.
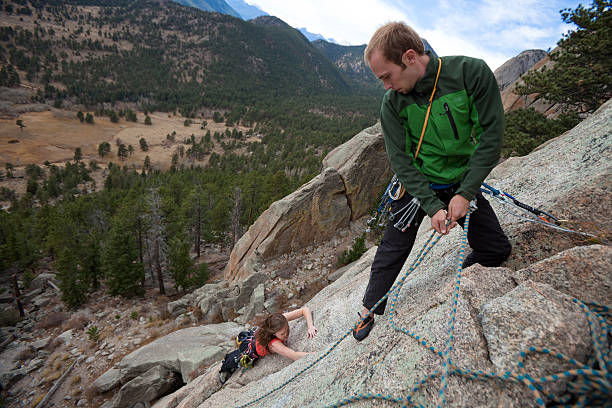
[402,49,416,66]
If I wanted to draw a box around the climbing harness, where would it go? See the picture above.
[235,208,611,407]
[236,327,260,369]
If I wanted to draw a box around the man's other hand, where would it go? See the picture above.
[448,195,469,223]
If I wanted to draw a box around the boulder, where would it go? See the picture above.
[237,283,264,325]
[481,281,592,400]
[92,368,123,393]
[152,363,223,408]
[31,294,52,308]
[225,167,350,281]
[31,336,51,350]
[513,244,611,306]
[111,365,182,408]
[92,322,243,393]
[29,273,58,290]
[57,329,73,345]
[322,122,392,220]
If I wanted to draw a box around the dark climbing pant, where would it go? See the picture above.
[362,186,511,315]
[220,348,242,374]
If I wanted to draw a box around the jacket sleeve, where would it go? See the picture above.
[455,59,504,201]
[380,93,445,217]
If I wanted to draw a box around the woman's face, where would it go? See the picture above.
[274,325,289,342]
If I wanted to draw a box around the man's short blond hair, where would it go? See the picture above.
[364,22,425,68]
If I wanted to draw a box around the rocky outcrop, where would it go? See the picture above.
[498,49,561,116]
[110,366,182,408]
[494,49,548,91]
[164,99,611,407]
[225,123,390,281]
[322,123,393,220]
[486,98,611,269]
[92,322,243,395]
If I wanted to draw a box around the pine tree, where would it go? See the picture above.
[117,143,128,160]
[74,147,82,162]
[139,137,148,151]
[515,0,612,113]
[168,236,193,292]
[103,202,144,297]
[144,115,152,125]
[145,188,167,295]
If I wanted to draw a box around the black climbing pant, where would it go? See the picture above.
[220,348,242,374]
[362,186,511,315]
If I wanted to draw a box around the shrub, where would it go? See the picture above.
[337,233,367,266]
[86,326,100,342]
[130,311,139,320]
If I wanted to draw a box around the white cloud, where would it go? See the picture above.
[245,0,581,70]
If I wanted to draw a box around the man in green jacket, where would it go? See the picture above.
[353,22,511,341]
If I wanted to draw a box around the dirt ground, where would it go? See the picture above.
[0,108,258,200]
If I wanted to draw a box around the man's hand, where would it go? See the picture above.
[431,209,454,235]
[447,195,469,223]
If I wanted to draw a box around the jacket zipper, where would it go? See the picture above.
[442,102,459,140]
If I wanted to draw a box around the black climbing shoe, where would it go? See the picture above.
[352,312,374,341]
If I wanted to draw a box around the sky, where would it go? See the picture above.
[245,0,583,71]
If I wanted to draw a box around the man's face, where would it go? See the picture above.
[369,49,418,94]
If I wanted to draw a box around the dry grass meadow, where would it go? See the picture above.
[0,108,257,198]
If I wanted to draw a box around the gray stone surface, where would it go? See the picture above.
[92,368,123,393]
[494,49,548,91]
[487,98,612,270]
[152,363,223,408]
[322,122,393,220]
[481,281,592,401]
[111,365,181,408]
[513,244,612,306]
[29,273,58,290]
[92,322,243,393]
[237,283,264,324]
[57,329,73,345]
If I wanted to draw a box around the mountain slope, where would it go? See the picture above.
[172,0,241,18]
[2,0,366,114]
[225,0,267,19]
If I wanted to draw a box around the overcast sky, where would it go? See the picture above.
[245,0,583,71]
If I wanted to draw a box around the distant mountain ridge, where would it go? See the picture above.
[225,0,267,19]
[172,0,241,18]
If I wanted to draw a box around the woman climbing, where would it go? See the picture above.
[218,306,318,384]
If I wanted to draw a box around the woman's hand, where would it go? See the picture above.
[307,325,318,338]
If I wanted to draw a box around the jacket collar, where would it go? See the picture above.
[413,51,438,96]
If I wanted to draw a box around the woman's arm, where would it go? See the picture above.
[283,307,318,338]
[269,340,311,361]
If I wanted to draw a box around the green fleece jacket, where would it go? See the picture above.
[381,52,504,217]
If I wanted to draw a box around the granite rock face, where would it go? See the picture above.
[92,323,242,394]
[494,49,548,91]
[225,123,390,281]
[163,99,611,407]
